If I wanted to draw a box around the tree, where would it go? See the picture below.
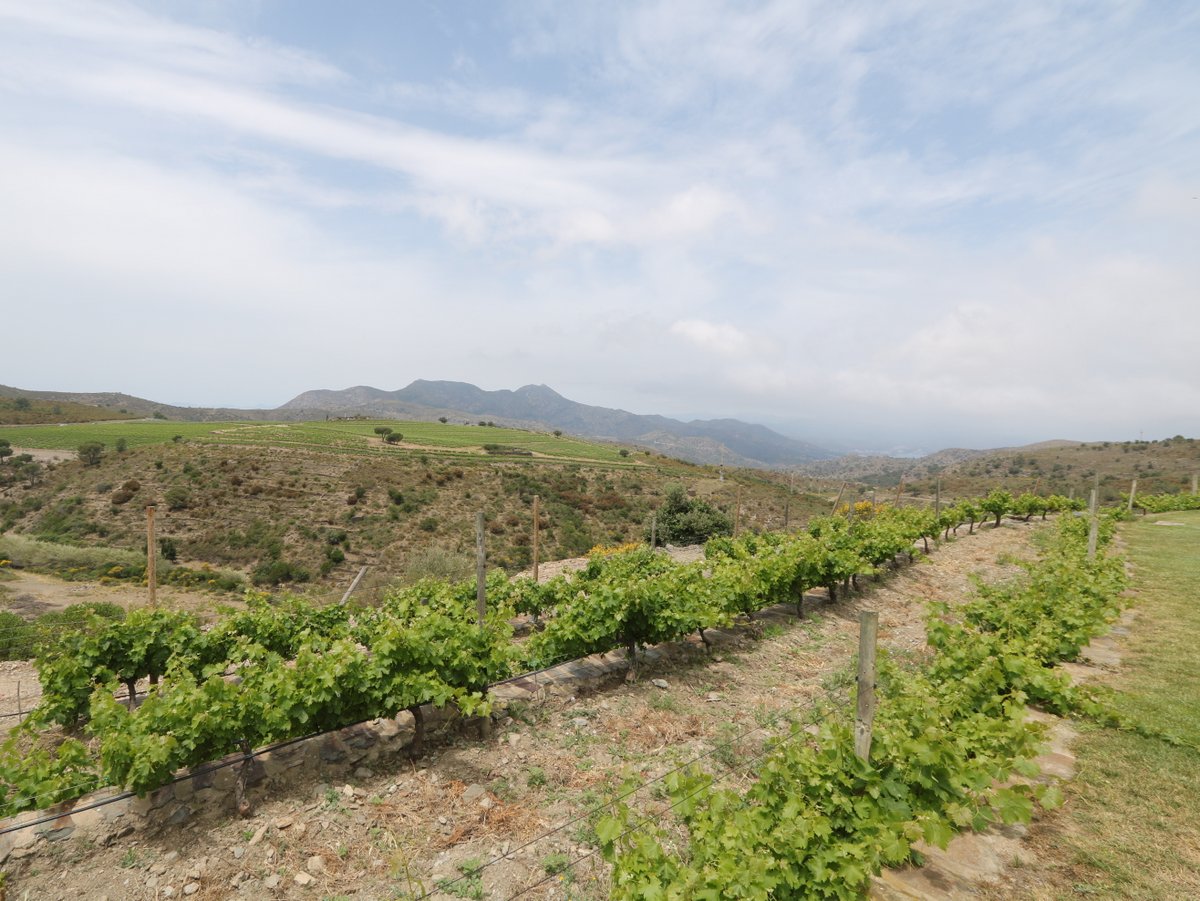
[77,442,105,466]
[373,426,393,439]
[438,417,448,424]
[618,448,630,457]
[115,438,128,453]
[385,432,402,444]
[652,484,733,545]
[13,398,30,411]
[0,439,11,462]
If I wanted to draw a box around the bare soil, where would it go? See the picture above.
[3,522,1043,901]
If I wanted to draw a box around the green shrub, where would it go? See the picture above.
[251,559,311,586]
[651,484,733,545]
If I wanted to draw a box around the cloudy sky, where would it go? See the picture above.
[2,1,1198,452]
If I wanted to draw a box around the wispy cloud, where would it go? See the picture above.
[1,0,1197,446]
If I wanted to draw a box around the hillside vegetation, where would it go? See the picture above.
[0,394,137,426]
[803,436,1200,505]
[0,423,826,599]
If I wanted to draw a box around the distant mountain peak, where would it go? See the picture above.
[278,380,834,468]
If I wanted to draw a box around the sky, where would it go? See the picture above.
[2,0,1198,453]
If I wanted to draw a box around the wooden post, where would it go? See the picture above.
[532,495,540,582]
[784,472,794,529]
[1127,478,1138,514]
[474,511,492,739]
[831,482,846,515]
[475,512,486,625]
[339,566,368,604]
[1087,489,1099,561]
[146,505,157,608]
[934,478,941,516]
[734,485,742,536]
[650,513,657,549]
[893,478,904,507]
[854,611,879,762]
[1069,487,1075,501]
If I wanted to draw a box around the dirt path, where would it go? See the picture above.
[4,522,1043,901]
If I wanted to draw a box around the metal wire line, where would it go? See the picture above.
[416,672,847,901]
[501,711,829,901]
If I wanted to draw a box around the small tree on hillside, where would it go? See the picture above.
[651,484,733,546]
[374,426,393,439]
[385,432,403,444]
[0,439,11,462]
[78,442,105,466]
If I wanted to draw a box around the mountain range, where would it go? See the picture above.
[1,380,835,468]
[279,380,835,467]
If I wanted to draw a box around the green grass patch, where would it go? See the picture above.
[0,419,632,464]
[1017,511,1200,899]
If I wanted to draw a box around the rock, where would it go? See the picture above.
[341,784,356,798]
[183,883,200,896]
[705,693,722,702]
[507,732,522,746]
[571,717,589,729]
[651,679,669,689]
[354,766,373,780]
[274,816,294,829]
[247,824,268,846]
[462,784,486,803]
[161,888,176,898]
[479,796,494,810]
[294,823,308,837]
[306,855,326,875]
[294,871,314,886]
[263,874,281,888]
[232,846,244,860]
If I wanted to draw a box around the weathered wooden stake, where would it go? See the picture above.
[1087,488,1099,561]
[934,479,942,516]
[784,471,794,529]
[734,485,742,536]
[475,511,492,739]
[893,478,904,507]
[650,513,657,549]
[854,611,879,762]
[339,566,368,604]
[146,505,157,608]
[1069,487,1075,501]
[832,482,847,515]
[1127,478,1138,514]
[475,512,487,625]
[532,495,540,582]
